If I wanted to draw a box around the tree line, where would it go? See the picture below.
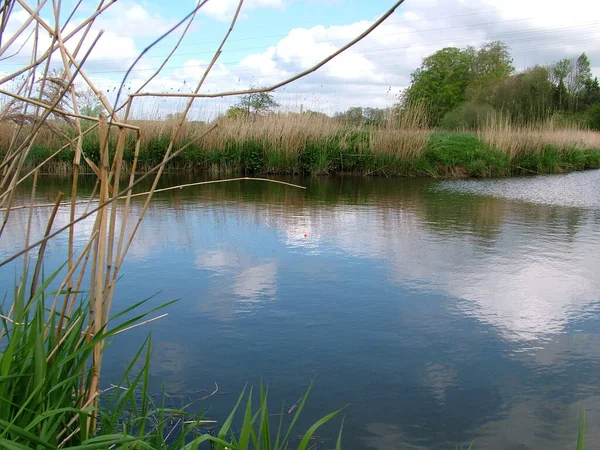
[401,41,600,130]
[222,41,600,131]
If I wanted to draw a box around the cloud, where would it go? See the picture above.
[201,0,285,22]
[4,0,600,115]
[94,1,177,38]
[205,0,600,112]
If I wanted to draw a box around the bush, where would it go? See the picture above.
[587,104,600,131]
[440,102,496,130]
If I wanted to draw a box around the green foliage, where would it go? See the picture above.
[424,132,510,177]
[587,104,600,131]
[404,42,600,126]
[0,267,345,448]
[441,102,496,130]
[135,134,172,167]
[191,382,345,450]
[225,106,248,119]
[405,47,474,125]
[77,87,104,118]
[0,265,178,447]
[490,66,555,123]
[467,41,514,103]
[234,90,280,116]
[577,405,586,450]
[335,107,389,126]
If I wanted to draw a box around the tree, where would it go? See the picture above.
[363,107,388,125]
[225,106,248,119]
[77,87,104,117]
[234,90,279,116]
[467,41,514,103]
[549,54,593,112]
[581,77,600,110]
[335,107,364,125]
[588,104,600,131]
[404,47,474,125]
[491,66,555,123]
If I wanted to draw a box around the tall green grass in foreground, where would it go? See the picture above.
[0,266,344,449]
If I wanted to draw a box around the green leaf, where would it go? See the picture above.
[238,387,254,450]
[577,404,586,450]
[297,407,346,450]
[335,417,345,450]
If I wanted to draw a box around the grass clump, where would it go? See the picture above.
[0,267,344,448]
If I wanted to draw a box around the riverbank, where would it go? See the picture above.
[6,114,600,177]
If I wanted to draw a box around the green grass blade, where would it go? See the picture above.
[216,384,246,449]
[281,382,313,445]
[238,386,254,449]
[297,407,346,450]
[335,417,345,450]
[259,382,271,450]
[577,404,586,450]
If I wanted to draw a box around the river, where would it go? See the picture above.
[2,170,600,449]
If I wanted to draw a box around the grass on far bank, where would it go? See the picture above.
[4,111,600,178]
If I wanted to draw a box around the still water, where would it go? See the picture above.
[2,171,600,449]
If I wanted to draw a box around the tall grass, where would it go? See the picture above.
[6,110,600,177]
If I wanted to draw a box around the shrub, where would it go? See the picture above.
[441,102,496,130]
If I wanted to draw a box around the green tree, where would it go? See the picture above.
[335,107,365,125]
[467,41,514,103]
[581,77,600,110]
[225,106,248,119]
[77,87,104,117]
[491,65,555,123]
[235,90,279,116]
[569,53,593,111]
[404,47,474,125]
[588,104,600,131]
[363,107,389,125]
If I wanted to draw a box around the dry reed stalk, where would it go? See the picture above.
[29,190,63,301]
[0,133,39,235]
[52,230,99,341]
[106,0,246,279]
[0,0,46,57]
[123,0,209,101]
[22,168,38,277]
[0,0,117,84]
[0,89,137,128]
[0,29,103,198]
[85,114,110,432]
[479,114,600,156]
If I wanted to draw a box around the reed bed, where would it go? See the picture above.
[6,111,600,177]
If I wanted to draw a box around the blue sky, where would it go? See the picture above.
[2,0,600,117]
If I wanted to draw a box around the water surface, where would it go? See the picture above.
[2,171,600,449]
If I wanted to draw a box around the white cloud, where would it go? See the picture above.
[201,0,285,22]
[94,1,177,38]
[3,0,600,114]
[207,0,600,112]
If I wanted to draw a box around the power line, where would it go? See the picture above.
[2,14,590,67]
[75,22,600,78]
